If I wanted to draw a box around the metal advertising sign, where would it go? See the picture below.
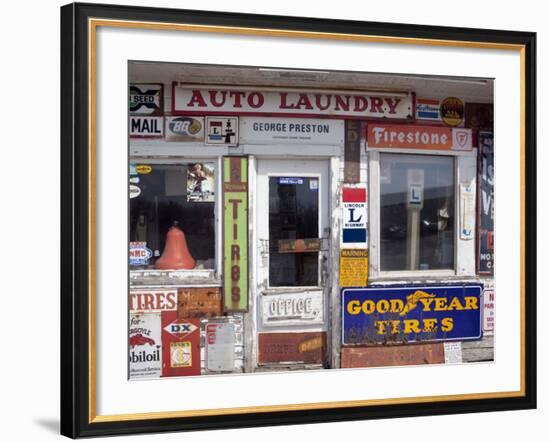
[341,343,445,368]
[483,288,495,333]
[341,187,367,246]
[161,313,201,377]
[342,285,483,345]
[460,183,476,240]
[223,156,249,311]
[129,289,178,313]
[129,116,164,137]
[344,120,361,183]
[478,131,494,274]
[165,116,204,141]
[258,332,327,365]
[206,117,239,145]
[205,322,236,372]
[440,96,465,127]
[415,98,441,121]
[339,249,369,287]
[129,241,152,266]
[367,124,473,151]
[177,287,222,318]
[129,83,163,116]
[261,291,324,326]
[173,84,414,120]
[129,312,162,379]
[239,117,344,145]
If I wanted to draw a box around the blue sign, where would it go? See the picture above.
[342,285,482,345]
[279,177,304,185]
[129,242,153,266]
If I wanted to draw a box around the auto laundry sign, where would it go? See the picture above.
[240,118,344,145]
[173,84,413,119]
[367,124,473,151]
[342,285,482,345]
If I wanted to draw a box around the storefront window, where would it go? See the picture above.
[268,176,319,286]
[379,154,454,271]
[129,163,216,270]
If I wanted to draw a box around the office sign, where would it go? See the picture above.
[239,117,344,145]
[173,84,413,119]
[342,285,482,345]
[223,157,249,311]
[367,124,472,151]
[261,291,324,326]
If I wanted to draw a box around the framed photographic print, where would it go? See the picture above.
[60,2,537,438]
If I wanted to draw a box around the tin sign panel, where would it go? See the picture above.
[342,285,482,345]
[261,291,324,326]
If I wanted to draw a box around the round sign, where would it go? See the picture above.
[440,97,465,127]
[129,184,141,198]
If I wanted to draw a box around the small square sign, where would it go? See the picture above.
[206,116,239,145]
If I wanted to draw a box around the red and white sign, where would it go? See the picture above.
[367,124,473,151]
[341,187,368,247]
[129,312,162,379]
[129,290,178,313]
[483,289,495,333]
[161,312,200,377]
[173,84,413,120]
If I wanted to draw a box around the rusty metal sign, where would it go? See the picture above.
[341,343,445,368]
[258,332,327,364]
[177,287,222,318]
[261,291,324,326]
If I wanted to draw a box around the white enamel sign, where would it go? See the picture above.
[261,291,324,326]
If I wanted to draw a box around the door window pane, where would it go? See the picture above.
[380,154,454,271]
[269,177,319,286]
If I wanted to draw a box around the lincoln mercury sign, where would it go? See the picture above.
[342,285,482,345]
[173,84,414,119]
[261,291,324,326]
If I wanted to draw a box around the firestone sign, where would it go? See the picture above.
[173,84,413,119]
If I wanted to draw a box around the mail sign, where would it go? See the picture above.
[342,285,482,345]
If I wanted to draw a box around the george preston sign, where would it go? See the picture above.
[173,84,414,120]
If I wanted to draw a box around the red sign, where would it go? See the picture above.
[341,344,445,368]
[173,84,413,120]
[129,290,178,313]
[258,332,327,364]
[161,312,200,377]
[367,124,472,151]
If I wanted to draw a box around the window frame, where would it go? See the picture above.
[128,156,223,285]
[368,147,478,281]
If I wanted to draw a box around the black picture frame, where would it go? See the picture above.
[60,2,537,438]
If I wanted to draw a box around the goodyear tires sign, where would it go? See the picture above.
[342,285,482,345]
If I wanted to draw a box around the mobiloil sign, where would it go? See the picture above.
[342,285,482,345]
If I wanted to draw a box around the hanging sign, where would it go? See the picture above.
[129,312,162,379]
[165,116,204,141]
[478,131,494,274]
[239,118,344,145]
[223,157,249,312]
[339,249,369,287]
[341,187,367,246]
[129,116,164,137]
[367,124,472,151]
[342,285,482,345]
[261,291,324,326]
[173,84,413,120]
[129,83,163,116]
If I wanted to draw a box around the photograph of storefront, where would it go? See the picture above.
[128,62,494,378]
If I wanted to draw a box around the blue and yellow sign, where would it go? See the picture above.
[342,285,482,345]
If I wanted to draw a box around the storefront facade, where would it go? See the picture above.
[128,67,494,377]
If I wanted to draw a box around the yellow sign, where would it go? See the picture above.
[340,249,368,287]
[136,164,152,174]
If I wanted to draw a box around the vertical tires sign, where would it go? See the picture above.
[223,157,249,311]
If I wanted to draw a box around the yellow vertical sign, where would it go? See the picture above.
[340,249,369,287]
[223,157,248,311]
